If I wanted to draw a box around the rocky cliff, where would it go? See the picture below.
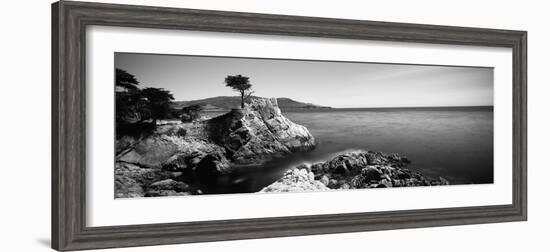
[207,98,316,164]
[260,150,450,193]
[115,97,316,198]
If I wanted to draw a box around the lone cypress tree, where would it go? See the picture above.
[224,74,253,109]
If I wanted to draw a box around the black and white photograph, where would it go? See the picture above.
[1,0,541,251]
[114,53,494,198]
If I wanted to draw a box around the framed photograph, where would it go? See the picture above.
[52,1,527,251]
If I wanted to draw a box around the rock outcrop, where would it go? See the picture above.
[261,150,449,193]
[206,98,315,164]
[115,97,316,198]
[259,168,329,193]
[115,162,202,198]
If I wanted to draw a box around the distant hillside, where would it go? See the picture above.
[171,96,331,111]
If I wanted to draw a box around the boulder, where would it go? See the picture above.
[321,151,368,175]
[328,179,340,189]
[114,162,173,198]
[144,179,197,197]
[117,134,231,174]
[115,176,144,198]
[379,179,393,188]
[320,175,330,186]
[362,167,382,182]
[350,175,366,188]
[365,152,387,165]
[147,179,190,192]
[396,170,411,179]
[117,136,179,168]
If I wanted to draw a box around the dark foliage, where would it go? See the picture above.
[116,89,151,124]
[115,69,150,124]
[140,87,174,123]
[180,104,203,122]
[116,68,140,91]
[115,121,156,140]
[115,68,175,136]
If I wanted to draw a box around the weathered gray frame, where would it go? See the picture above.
[51,1,527,251]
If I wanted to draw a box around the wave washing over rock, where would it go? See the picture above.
[260,168,329,193]
[260,150,450,193]
[115,98,316,198]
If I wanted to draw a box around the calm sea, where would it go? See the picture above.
[211,107,494,194]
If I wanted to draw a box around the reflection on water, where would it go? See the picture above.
[205,107,494,194]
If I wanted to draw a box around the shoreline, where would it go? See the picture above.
[115,97,460,198]
[261,150,450,193]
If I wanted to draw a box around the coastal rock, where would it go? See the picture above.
[145,190,191,197]
[206,98,315,164]
[259,168,329,193]
[117,136,179,168]
[362,167,382,182]
[115,97,316,197]
[147,179,190,191]
[314,151,448,189]
[115,162,203,198]
[144,179,197,197]
[320,152,369,174]
[379,179,393,188]
[114,162,172,198]
[114,175,144,198]
[117,134,231,174]
[262,150,449,192]
[248,98,316,152]
[320,175,330,186]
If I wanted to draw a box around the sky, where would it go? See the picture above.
[114,52,493,108]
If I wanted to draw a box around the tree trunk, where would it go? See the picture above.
[241,92,245,109]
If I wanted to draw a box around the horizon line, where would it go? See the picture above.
[171,95,493,109]
[325,105,494,109]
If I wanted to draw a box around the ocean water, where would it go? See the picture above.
[211,107,494,194]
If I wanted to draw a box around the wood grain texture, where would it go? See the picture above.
[51,1,528,251]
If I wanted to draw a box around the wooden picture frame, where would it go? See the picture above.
[52,1,527,251]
